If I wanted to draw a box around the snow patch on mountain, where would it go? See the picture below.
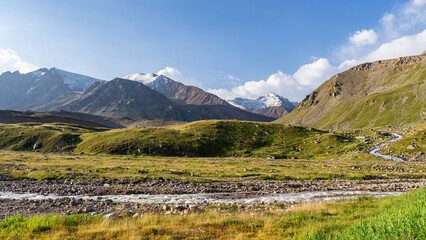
[122,73,160,84]
[228,93,295,110]
[31,69,47,78]
[123,73,175,88]
[26,86,37,95]
[52,68,103,91]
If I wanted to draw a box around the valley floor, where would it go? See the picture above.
[0,121,424,239]
[0,149,424,239]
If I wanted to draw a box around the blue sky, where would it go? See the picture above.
[0,0,425,101]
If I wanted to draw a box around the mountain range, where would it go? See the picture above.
[50,78,275,121]
[0,68,292,121]
[277,52,426,129]
[4,52,422,128]
[123,73,231,106]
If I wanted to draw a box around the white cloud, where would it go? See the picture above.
[366,29,426,61]
[348,29,379,47]
[227,74,240,81]
[293,58,335,87]
[209,71,303,100]
[208,0,426,102]
[158,66,183,80]
[381,13,398,39]
[210,27,426,102]
[380,0,426,40]
[0,48,37,73]
[157,66,202,87]
[209,58,334,101]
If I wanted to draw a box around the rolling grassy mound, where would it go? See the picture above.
[0,123,107,152]
[75,120,364,158]
[2,120,418,159]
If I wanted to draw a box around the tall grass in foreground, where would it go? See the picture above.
[0,187,424,239]
[307,186,425,240]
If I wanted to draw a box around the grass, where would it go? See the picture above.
[0,187,424,239]
[332,83,425,129]
[75,120,362,158]
[0,122,107,152]
[0,149,424,181]
[0,120,365,158]
[0,120,421,161]
[306,186,425,240]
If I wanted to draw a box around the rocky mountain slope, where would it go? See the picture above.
[52,67,102,91]
[123,73,230,106]
[229,93,296,118]
[277,53,426,129]
[41,78,273,122]
[0,68,103,110]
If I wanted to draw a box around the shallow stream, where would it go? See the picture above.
[0,190,403,204]
[369,133,404,162]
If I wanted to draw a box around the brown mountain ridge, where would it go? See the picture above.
[277,52,426,129]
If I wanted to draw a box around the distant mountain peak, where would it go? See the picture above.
[228,93,295,110]
[227,93,296,118]
[122,73,164,84]
[49,68,103,91]
[37,77,272,122]
[123,72,230,106]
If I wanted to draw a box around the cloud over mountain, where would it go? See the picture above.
[209,0,426,102]
[0,48,37,74]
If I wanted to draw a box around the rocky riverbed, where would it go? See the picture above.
[0,177,424,195]
[0,177,424,219]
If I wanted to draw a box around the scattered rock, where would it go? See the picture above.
[84,204,96,213]
[104,213,118,220]
[36,207,45,213]
[407,144,418,150]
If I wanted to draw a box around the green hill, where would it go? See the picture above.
[0,121,372,159]
[75,120,363,158]
[277,53,426,129]
[0,123,107,152]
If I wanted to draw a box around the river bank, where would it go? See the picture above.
[0,177,423,219]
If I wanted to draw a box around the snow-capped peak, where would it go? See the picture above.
[228,93,294,110]
[122,73,160,84]
[258,93,288,108]
[122,73,174,87]
[51,68,103,91]
[26,68,103,91]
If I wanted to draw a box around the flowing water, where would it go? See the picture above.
[0,190,404,204]
[369,133,404,162]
